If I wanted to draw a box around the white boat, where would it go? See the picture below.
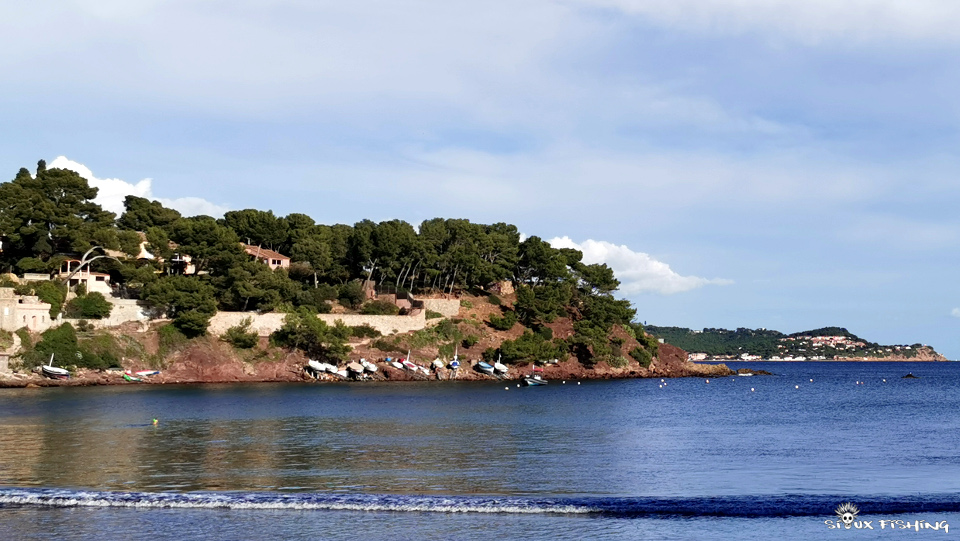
[523,374,548,386]
[40,354,69,379]
[335,369,349,378]
[402,360,419,372]
[134,370,160,377]
[476,361,495,376]
[307,360,325,373]
[493,354,508,374]
[390,361,403,370]
[347,362,365,374]
[360,359,378,373]
[432,359,444,370]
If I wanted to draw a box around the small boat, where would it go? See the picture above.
[360,359,378,373]
[40,354,69,379]
[134,370,159,377]
[123,373,142,382]
[523,374,547,386]
[449,359,460,369]
[432,359,444,370]
[335,369,349,378]
[476,361,495,376]
[307,360,325,373]
[390,361,404,370]
[493,355,508,374]
[402,360,419,372]
[347,362,365,375]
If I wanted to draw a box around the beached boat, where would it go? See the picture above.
[360,359,378,373]
[449,359,460,369]
[335,369,349,378]
[476,361,495,376]
[123,373,142,382]
[347,362,365,375]
[307,360,326,374]
[389,361,403,370]
[40,354,69,379]
[134,370,160,377]
[432,359,444,370]
[402,360,419,372]
[493,358,508,375]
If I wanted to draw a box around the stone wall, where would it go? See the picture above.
[63,299,151,330]
[419,298,461,318]
[207,310,428,337]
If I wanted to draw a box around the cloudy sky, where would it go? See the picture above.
[2,1,959,357]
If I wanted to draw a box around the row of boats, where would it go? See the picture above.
[306,351,549,386]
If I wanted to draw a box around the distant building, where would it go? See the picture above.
[243,245,290,270]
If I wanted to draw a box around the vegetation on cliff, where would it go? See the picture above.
[0,161,659,367]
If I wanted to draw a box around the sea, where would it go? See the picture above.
[1,361,958,540]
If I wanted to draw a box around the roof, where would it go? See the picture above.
[243,244,289,261]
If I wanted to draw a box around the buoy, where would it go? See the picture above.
[795,385,799,389]
[883,379,886,382]
[517,384,520,388]
[661,379,665,383]
[659,385,662,388]
[751,388,755,392]
[562,381,566,384]
[705,379,709,383]
[505,387,509,390]
[810,379,813,382]
[577,382,580,385]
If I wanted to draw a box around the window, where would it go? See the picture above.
[96,276,105,281]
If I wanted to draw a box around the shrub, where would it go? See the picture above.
[608,355,629,368]
[76,320,94,333]
[409,319,462,348]
[629,346,653,367]
[462,335,479,348]
[64,292,113,319]
[536,326,553,340]
[372,338,404,353]
[271,307,351,361]
[20,323,116,370]
[426,309,443,319]
[158,324,189,355]
[17,281,68,317]
[487,310,517,331]
[487,294,501,306]
[350,324,381,338]
[223,318,259,349]
[360,300,400,315]
[499,330,567,364]
[460,300,473,308]
[338,281,365,309]
[0,329,12,349]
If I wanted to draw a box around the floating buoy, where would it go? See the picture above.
[562,381,566,384]
[505,387,509,390]
[517,384,521,388]
[751,388,755,392]
[577,382,580,385]
[810,379,813,382]
[883,379,886,382]
[705,379,709,383]
[661,379,665,383]
[795,385,799,389]
[659,385,662,388]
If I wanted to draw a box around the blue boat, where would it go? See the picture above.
[476,361,495,376]
[523,374,548,386]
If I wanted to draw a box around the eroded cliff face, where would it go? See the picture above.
[853,346,947,362]
[0,333,732,387]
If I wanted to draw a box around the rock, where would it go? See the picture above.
[902,373,919,379]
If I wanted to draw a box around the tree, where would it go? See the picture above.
[271,307,351,361]
[0,165,118,267]
[168,216,244,275]
[64,292,113,319]
[222,209,288,250]
[141,276,218,337]
[117,196,181,231]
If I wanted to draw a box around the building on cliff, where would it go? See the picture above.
[0,287,56,333]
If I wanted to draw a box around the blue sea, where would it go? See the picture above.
[1,361,958,539]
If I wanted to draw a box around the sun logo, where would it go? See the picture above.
[835,502,860,529]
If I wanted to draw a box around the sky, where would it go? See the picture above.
[2,1,959,357]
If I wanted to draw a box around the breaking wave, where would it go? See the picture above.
[1,488,959,517]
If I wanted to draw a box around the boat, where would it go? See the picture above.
[523,374,548,386]
[360,359,378,373]
[347,362,365,375]
[134,370,159,377]
[390,361,403,370]
[432,359,444,370]
[40,354,69,379]
[335,369,349,378]
[307,360,326,374]
[493,354,508,374]
[476,361,495,376]
[449,347,461,370]
[122,373,142,382]
[402,360,419,372]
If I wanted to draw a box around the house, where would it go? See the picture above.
[243,245,290,270]
[55,259,113,296]
[0,287,55,332]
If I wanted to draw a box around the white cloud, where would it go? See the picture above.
[951,308,960,318]
[47,156,229,217]
[547,236,731,294]
[579,0,960,44]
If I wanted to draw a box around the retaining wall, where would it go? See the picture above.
[419,298,461,318]
[208,310,428,337]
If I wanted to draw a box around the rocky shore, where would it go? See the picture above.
[0,341,737,389]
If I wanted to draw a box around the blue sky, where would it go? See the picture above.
[2,1,959,357]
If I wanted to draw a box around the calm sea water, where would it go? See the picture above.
[1,361,958,539]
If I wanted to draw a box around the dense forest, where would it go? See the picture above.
[646,325,929,359]
[0,161,658,368]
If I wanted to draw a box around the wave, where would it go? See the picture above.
[2,488,959,517]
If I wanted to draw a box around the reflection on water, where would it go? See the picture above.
[2,363,960,499]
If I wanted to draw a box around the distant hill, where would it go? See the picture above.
[645,325,938,360]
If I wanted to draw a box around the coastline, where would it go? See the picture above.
[0,342,737,389]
